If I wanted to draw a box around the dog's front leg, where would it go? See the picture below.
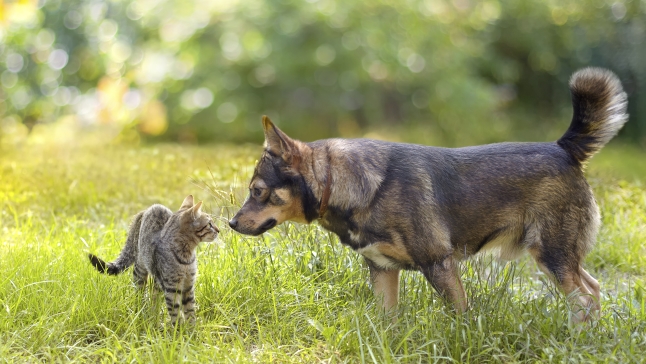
[367,259,400,313]
[419,256,467,313]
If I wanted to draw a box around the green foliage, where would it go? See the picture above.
[1,144,645,362]
[1,0,645,146]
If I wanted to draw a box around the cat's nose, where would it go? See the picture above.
[228,218,238,230]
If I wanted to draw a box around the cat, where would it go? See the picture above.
[88,195,219,324]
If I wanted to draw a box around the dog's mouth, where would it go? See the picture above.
[229,216,278,236]
[254,218,277,235]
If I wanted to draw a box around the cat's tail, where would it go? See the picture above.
[88,211,144,275]
[88,253,120,275]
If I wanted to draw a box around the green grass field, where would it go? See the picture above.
[1,142,645,362]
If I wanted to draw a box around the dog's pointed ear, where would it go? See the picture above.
[179,195,194,210]
[262,115,298,163]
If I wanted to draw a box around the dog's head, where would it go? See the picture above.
[229,116,319,236]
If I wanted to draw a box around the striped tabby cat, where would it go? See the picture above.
[88,195,219,324]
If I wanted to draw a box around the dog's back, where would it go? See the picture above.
[434,142,592,259]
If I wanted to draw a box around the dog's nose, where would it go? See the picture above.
[228,218,238,229]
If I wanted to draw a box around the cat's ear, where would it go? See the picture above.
[191,201,203,218]
[262,115,298,164]
[179,195,194,210]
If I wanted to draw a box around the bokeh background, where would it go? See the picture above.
[0,0,645,148]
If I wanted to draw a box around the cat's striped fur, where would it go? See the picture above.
[89,195,219,324]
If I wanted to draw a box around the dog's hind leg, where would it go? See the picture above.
[419,256,467,313]
[367,260,400,313]
[529,248,600,323]
[579,266,601,307]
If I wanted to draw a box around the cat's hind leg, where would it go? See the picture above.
[181,285,196,324]
[132,262,148,289]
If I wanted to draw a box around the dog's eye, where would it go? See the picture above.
[253,188,262,197]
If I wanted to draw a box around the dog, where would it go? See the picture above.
[229,68,628,323]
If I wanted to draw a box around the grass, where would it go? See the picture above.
[1,141,645,363]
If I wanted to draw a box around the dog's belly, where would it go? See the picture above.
[357,243,416,270]
[476,226,527,261]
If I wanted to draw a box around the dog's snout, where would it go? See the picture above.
[228,218,238,230]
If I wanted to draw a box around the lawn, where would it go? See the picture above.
[1,141,645,362]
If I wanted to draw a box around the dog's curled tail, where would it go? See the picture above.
[558,67,628,163]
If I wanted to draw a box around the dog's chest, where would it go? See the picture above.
[357,244,400,269]
[320,211,416,270]
[319,215,363,249]
[357,242,417,270]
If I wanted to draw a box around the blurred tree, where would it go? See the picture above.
[481,0,646,144]
[0,0,644,147]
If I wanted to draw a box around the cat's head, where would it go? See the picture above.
[177,195,219,243]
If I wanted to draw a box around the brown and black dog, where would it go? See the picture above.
[229,68,628,323]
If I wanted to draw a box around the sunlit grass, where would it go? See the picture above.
[1,143,645,362]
